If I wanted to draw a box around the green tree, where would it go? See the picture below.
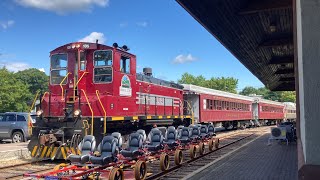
[264,91,282,101]
[178,73,197,85]
[0,68,33,112]
[178,73,238,93]
[239,86,296,102]
[15,68,49,94]
[280,91,296,102]
[239,86,259,96]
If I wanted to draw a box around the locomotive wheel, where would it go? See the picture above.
[198,142,205,155]
[215,138,220,149]
[160,153,170,171]
[174,149,183,165]
[134,160,147,180]
[189,145,197,159]
[208,139,214,151]
[109,168,124,180]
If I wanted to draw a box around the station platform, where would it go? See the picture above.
[0,142,29,161]
[187,133,297,180]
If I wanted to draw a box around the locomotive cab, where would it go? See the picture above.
[42,42,137,121]
[32,42,137,148]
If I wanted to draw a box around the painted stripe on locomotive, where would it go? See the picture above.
[109,115,191,121]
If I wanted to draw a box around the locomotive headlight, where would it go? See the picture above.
[36,110,43,116]
[74,109,81,116]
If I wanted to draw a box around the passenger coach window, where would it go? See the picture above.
[120,56,130,74]
[94,50,113,83]
[51,54,68,84]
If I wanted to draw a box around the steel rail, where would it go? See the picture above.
[146,132,254,180]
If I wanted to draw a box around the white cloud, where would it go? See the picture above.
[119,22,128,28]
[136,21,148,27]
[15,0,109,14]
[78,32,106,44]
[38,68,45,72]
[172,54,197,64]
[0,20,15,30]
[0,61,30,72]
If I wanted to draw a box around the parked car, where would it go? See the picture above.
[0,112,35,143]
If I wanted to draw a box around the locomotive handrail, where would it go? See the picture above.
[74,72,88,100]
[81,89,94,135]
[29,90,40,113]
[95,90,107,134]
[60,72,71,100]
[28,90,40,136]
[41,91,49,102]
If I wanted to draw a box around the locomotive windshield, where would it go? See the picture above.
[94,50,113,83]
[50,53,68,84]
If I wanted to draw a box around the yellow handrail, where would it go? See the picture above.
[81,89,94,135]
[82,120,90,136]
[96,90,106,134]
[41,92,49,102]
[60,72,71,100]
[28,90,40,136]
[29,90,40,113]
[73,72,88,100]
[185,100,195,125]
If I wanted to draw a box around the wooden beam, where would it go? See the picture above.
[272,82,295,91]
[274,68,294,74]
[279,77,295,81]
[259,37,293,47]
[268,56,294,64]
[239,0,292,15]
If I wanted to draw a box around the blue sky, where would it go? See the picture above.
[0,0,264,91]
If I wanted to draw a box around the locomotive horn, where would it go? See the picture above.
[113,43,119,48]
[122,45,130,51]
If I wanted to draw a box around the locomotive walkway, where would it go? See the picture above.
[186,133,297,180]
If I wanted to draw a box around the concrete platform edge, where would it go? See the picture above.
[183,133,264,180]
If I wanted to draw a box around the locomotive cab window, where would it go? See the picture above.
[79,51,86,71]
[50,53,68,84]
[120,55,130,74]
[94,50,113,83]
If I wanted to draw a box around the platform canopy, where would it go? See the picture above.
[177,0,294,91]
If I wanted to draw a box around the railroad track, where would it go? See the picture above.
[0,160,59,180]
[146,127,269,180]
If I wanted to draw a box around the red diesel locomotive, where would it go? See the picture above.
[28,41,289,159]
[29,42,192,155]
